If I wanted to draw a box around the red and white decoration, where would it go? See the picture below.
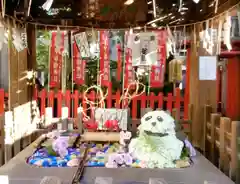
[73,41,86,84]
[124,48,135,88]
[99,31,110,86]
[116,44,122,81]
[150,30,167,87]
[49,31,65,88]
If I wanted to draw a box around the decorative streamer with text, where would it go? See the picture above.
[49,32,64,88]
[73,41,86,84]
[99,31,110,86]
[116,44,122,81]
[124,48,135,88]
[150,30,167,87]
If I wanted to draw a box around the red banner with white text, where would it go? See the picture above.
[99,31,110,86]
[116,44,122,81]
[73,41,85,84]
[49,32,64,88]
[124,48,135,88]
[150,30,167,87]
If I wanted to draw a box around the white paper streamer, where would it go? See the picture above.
[237,5,240,36]
[166,25,176,55]
[178,0,183,12]
[12,28,26,52]
[42,0,54,11]
[223,13,232,51]
[0,26,5,51]
[217,20,222,55]
[1,0,6,18]
[215,0,218,13]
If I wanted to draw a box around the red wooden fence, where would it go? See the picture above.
[0,87,189,120]
[33,87,189,120]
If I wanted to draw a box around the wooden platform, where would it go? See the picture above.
[0,135,235,184]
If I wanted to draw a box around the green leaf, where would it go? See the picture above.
[46,145,58,156]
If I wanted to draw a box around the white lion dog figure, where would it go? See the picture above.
[128,110,184,168]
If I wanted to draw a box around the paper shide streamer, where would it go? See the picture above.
[55,27,61,54]
[0,22,5,51]
[42,0,54,11]
[223,13,232,51]
[12,28,28,52]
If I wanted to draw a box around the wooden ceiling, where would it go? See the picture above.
[3,0,240,28]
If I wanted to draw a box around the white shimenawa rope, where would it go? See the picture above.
[81,71,146,121]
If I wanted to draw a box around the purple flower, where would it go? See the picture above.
[122,153,133,165]
[52,136,69,158]
[184,139,196,157]
[58,148,68,158]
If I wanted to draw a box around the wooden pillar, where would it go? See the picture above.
[225,57,240,120]
[189,24,217,148]
[184,48,191,120]
[26,24,36,101]
[7,21,28,109]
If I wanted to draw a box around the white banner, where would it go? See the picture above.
[127,32,158,66]
[74,32,90,58]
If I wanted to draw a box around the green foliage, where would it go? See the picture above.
[180,146,190,159]
[36,31,50,70]
[46,145,58,156]
[36,30,50,87]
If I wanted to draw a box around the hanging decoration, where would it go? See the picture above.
[73,41,86,85]
[217,18,223,55]
[168,59,183,83]
[89,28,99,58]
[166,25,176,56]
[139,32,158,66]
[124,48,135,88]
[12,28,27,52]
[223,13,232,51]
[215,0,218,13]
[1,0,6,18]
[27,0,33,16]
[99,31,110,86]
[74,32,91,58]
[199,20,215,55]
[127,32,140,66]
[0,23,5,51]
[238,5,240,36]
[49,31,64,88]
[42,0,54,11]
[150,30,167,88]
[116,44,122,81]
[55,27,61,54]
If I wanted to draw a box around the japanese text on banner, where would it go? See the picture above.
[73,41,86,84]
[124,48,135,88]
[150,31,167,87]
[116,44,122,81]
[99,31,110,86]
[49,32,64,88]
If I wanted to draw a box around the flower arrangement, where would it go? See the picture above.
[105,153,133,168]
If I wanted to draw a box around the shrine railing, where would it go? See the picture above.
[33,87,189,120]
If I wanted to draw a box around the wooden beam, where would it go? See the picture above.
[25,18,146,29]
